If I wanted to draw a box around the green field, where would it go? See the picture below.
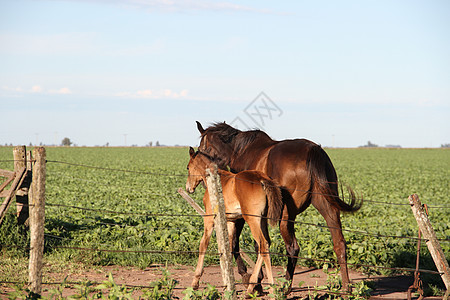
[1,146,449,289]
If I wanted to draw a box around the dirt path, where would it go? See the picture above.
[2,264,441,299]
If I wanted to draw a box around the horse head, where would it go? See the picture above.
[196,121,238,169]
[185,147,215,194]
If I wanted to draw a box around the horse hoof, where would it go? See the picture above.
[245,288,262,299]
[254,284,264,296]
[191,282,200,290]
[284,286,292,296]
[242,273,251,287]
[342,284,352,293]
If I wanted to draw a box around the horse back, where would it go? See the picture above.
[265,139,316,187]
[232,171,270,215]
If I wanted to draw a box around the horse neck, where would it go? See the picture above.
[218,169,234,178]
[217,169,234,186]
[195,156,218,180]
[230,135,276,172]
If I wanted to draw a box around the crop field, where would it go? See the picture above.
[0,146,449,290]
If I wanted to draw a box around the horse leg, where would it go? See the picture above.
[192,217,214,289]
[312,199,351,291]
[260,218,274,295]
[231,218,248,278]
[279,206,299,293]
[253,240,264,282]
[244,216,268,296]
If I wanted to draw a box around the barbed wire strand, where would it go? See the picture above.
[49,168,450,210]
[44,159,450,208]
[0,242,442,277]
[2,158,448,297]
[2,201,448,242]
[43,202,450,242]
[3,158,448,207]
[0,279,357,297]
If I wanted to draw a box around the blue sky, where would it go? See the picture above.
[1,0,449,147]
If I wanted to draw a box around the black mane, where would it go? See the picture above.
[202,122,274,166]
[204,122,273,147]
[202,122,240,144]
[233,130,272,155]
[196,150,221,166]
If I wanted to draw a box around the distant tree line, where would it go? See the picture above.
[359,141,401,148]
[146,141,161,147]
[360,141,379,148]
[6,138,447,148]
[61,137,72,146]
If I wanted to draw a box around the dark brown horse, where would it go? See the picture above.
[195,121,362,292]
[186,147,283,295]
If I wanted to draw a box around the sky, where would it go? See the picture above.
[0,0,449,148]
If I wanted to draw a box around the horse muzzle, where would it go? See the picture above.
[186,184,195,194]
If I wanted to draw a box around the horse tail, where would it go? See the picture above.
[307,144,362,212]
[260,178,283,227]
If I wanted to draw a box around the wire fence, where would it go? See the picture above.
[45,159,450,208]
[1,157,449,297]
[2,158,450,208]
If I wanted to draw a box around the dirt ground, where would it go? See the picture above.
[1,264,443,299]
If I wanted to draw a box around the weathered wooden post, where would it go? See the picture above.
[205,164,237,299]
[177,187,256,268]
[13,146,30,225]
[409,194,450,293]
[177,187,206,216]
[29,147,46,295]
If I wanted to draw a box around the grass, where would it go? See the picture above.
[0,146,449,295]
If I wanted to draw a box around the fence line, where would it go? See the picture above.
[3,199,448,244]
[46,203,206,218]
[42,202,450,242]
[2,153,449,297]
[0,279,356,297]
[45,159,450,208]
[50,167,450,209]
[46,160,187,177]
[0,241,443,277]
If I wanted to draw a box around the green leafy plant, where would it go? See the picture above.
[141,269,178,299]
[71,279,97,299]
[307,264,373,299]
[266,276,291,300]
[1,147,449,297]
[182,284,221,300]
[7,284,40,300]
[92,273,134,299]
[46,276,69,299]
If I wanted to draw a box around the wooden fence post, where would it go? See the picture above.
[206,164,237,299]
[29,147,46,295]
[177,187,256,268]
[177,188,206,216]
[13,146,30,225]
[409,194,450,292]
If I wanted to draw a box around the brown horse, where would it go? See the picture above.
[195,121,362,292]
[186,147,283,295]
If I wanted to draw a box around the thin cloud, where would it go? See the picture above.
[1,86,23,93]
[129,0,281,14]
[0,32,98,56]
[31,85,43,93]
[0,85,72,96]
[117,88,189,99]
[45,0,286,15]
[49,87,72,95]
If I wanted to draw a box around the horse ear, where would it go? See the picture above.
[189,146,195,157]
[196,121,205,134]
